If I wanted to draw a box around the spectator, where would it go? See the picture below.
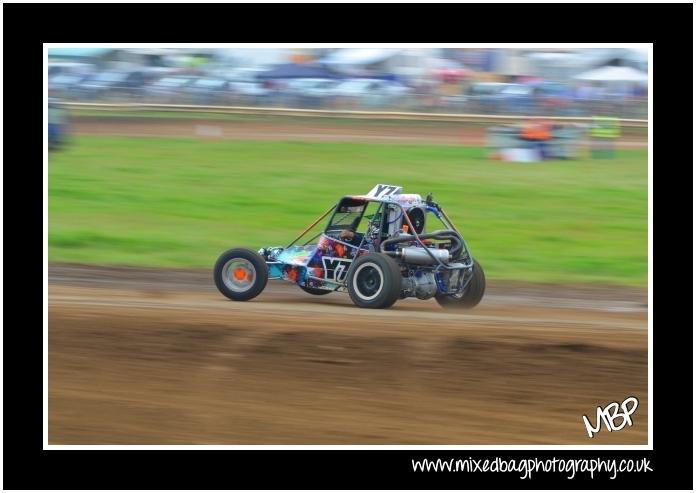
[590,116,620,158]
[520,119,552,160]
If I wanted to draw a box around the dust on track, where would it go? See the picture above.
[48,264,648,445]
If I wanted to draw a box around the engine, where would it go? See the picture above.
[401,269,438,300]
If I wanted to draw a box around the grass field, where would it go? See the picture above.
[49,136,648,286]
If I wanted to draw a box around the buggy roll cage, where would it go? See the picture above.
[283,196,474,272]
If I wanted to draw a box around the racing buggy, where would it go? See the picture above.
[214,184,485,309]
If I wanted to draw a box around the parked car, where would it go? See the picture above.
[494,83,537,114]
[286,78,340,96]
[183,77,231,104]
[533,81,574,115]
[75,70,148,101]
[227,81,270,105]
[439,94,470,112]
[208,67,267,82]
[329,78,411,108]
[283,78,340,107]
[228,81,269,96]
[483,82,575,115]
[49,73,93,100]
[464,82,512,113]
[48,62,95,78]
[144,76,198,103]
[49,62,96,100]
[331,78,410,97]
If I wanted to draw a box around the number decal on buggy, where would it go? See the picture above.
[322,257,353,282]
[367,184,402,198]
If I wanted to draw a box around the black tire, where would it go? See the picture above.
[214,248,268,301]
[436,258,486,309]
[346,253,402,309]
[300,285,332,296]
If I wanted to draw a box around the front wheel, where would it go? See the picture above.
[346,253,402,309]
[214,248,268,301]
[436,258,486,309]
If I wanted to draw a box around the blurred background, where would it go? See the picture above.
[48,47,648,117]
[48,47,648,445]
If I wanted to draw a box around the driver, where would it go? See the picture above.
[339,228,364,246]
[339,229,356,241]
[339,216,363,245]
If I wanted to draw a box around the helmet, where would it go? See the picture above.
[403,207,425,235]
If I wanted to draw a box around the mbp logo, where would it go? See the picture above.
[582,396,639,438]
[322,257,352,282]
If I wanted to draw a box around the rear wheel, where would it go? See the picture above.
[346,253,402,309]
[214,248,268,301]
[436,258,486,309]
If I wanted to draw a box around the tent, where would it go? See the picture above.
[319,49,401,66]
[573,66,648,83]
[256,63,344,79]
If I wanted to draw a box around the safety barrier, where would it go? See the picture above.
[62,102,649,127]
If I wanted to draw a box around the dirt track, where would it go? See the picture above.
[48,264,648,445]
[71,117,648,148]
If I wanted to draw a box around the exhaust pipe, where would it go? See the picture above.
[380,229,463,260]
[386,246,451,265]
